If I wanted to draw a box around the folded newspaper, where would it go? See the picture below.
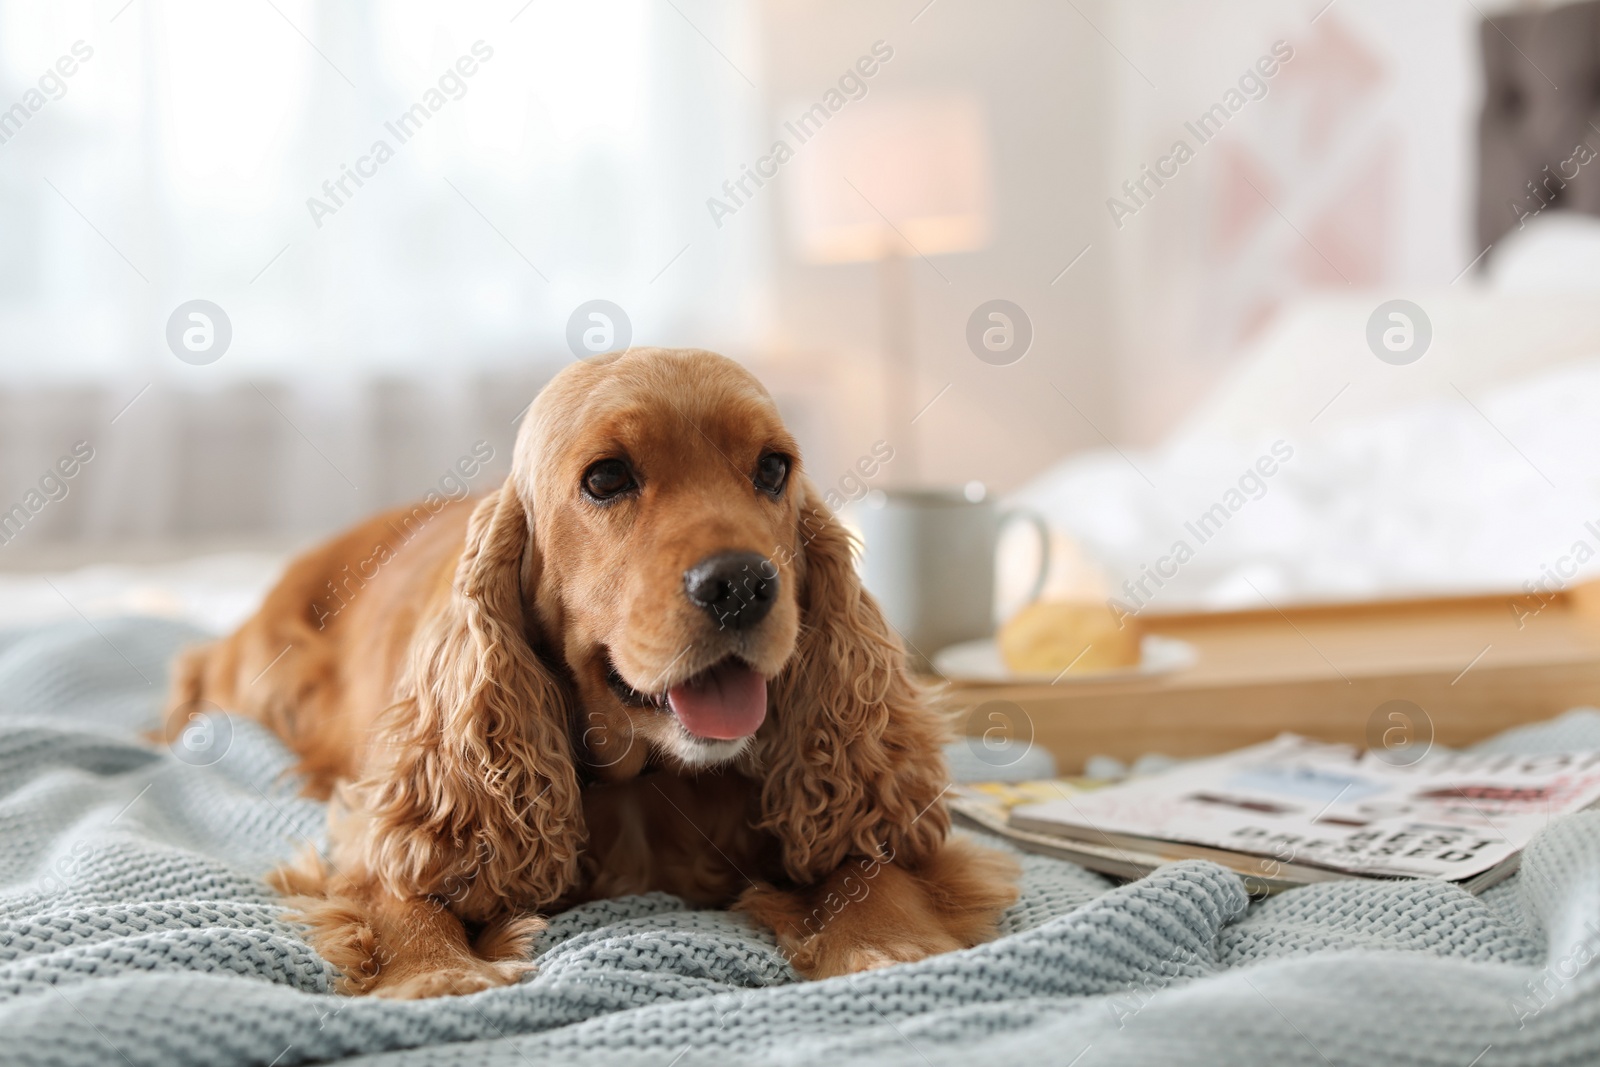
[952,734,1600,894]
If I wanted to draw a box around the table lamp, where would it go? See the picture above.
[786,92,993,484]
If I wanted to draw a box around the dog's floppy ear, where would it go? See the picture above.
[760,476,951,883]
[353,480,584,918]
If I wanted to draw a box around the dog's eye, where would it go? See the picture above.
[582,459,636,502]
[753,453,790,496]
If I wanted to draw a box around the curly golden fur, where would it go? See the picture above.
[164,347,1017,998]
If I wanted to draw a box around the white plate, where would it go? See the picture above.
[932,633,1199,685]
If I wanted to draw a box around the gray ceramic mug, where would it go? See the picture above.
[856,487,1051,672]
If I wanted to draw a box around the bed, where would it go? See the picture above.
[5,617,1600,1066]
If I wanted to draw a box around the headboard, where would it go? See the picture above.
[1477,0,1600,253]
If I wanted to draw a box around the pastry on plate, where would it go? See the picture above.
[998,599,1142,675]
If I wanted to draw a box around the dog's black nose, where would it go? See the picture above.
[684,552,778,630]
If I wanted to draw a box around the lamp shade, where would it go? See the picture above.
[787,93,993,264]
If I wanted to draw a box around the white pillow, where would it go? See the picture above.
[1489,212,1600,292]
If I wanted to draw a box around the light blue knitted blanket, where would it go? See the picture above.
[3,618,1599,1066]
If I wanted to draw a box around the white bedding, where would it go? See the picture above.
[1009,331,1600,613]
[1005,213,1600,614]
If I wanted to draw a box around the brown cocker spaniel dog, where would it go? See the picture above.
[163,347,1018,998]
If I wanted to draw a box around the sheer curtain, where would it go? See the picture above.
[0,0,768,549]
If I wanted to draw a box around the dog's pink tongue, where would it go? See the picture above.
[668,661,767,740]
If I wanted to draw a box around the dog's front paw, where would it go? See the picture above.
[370,957,534,999]
[793,932,961,979]
[827,941,944,975]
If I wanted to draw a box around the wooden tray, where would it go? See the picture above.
[940,587,1600,772]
